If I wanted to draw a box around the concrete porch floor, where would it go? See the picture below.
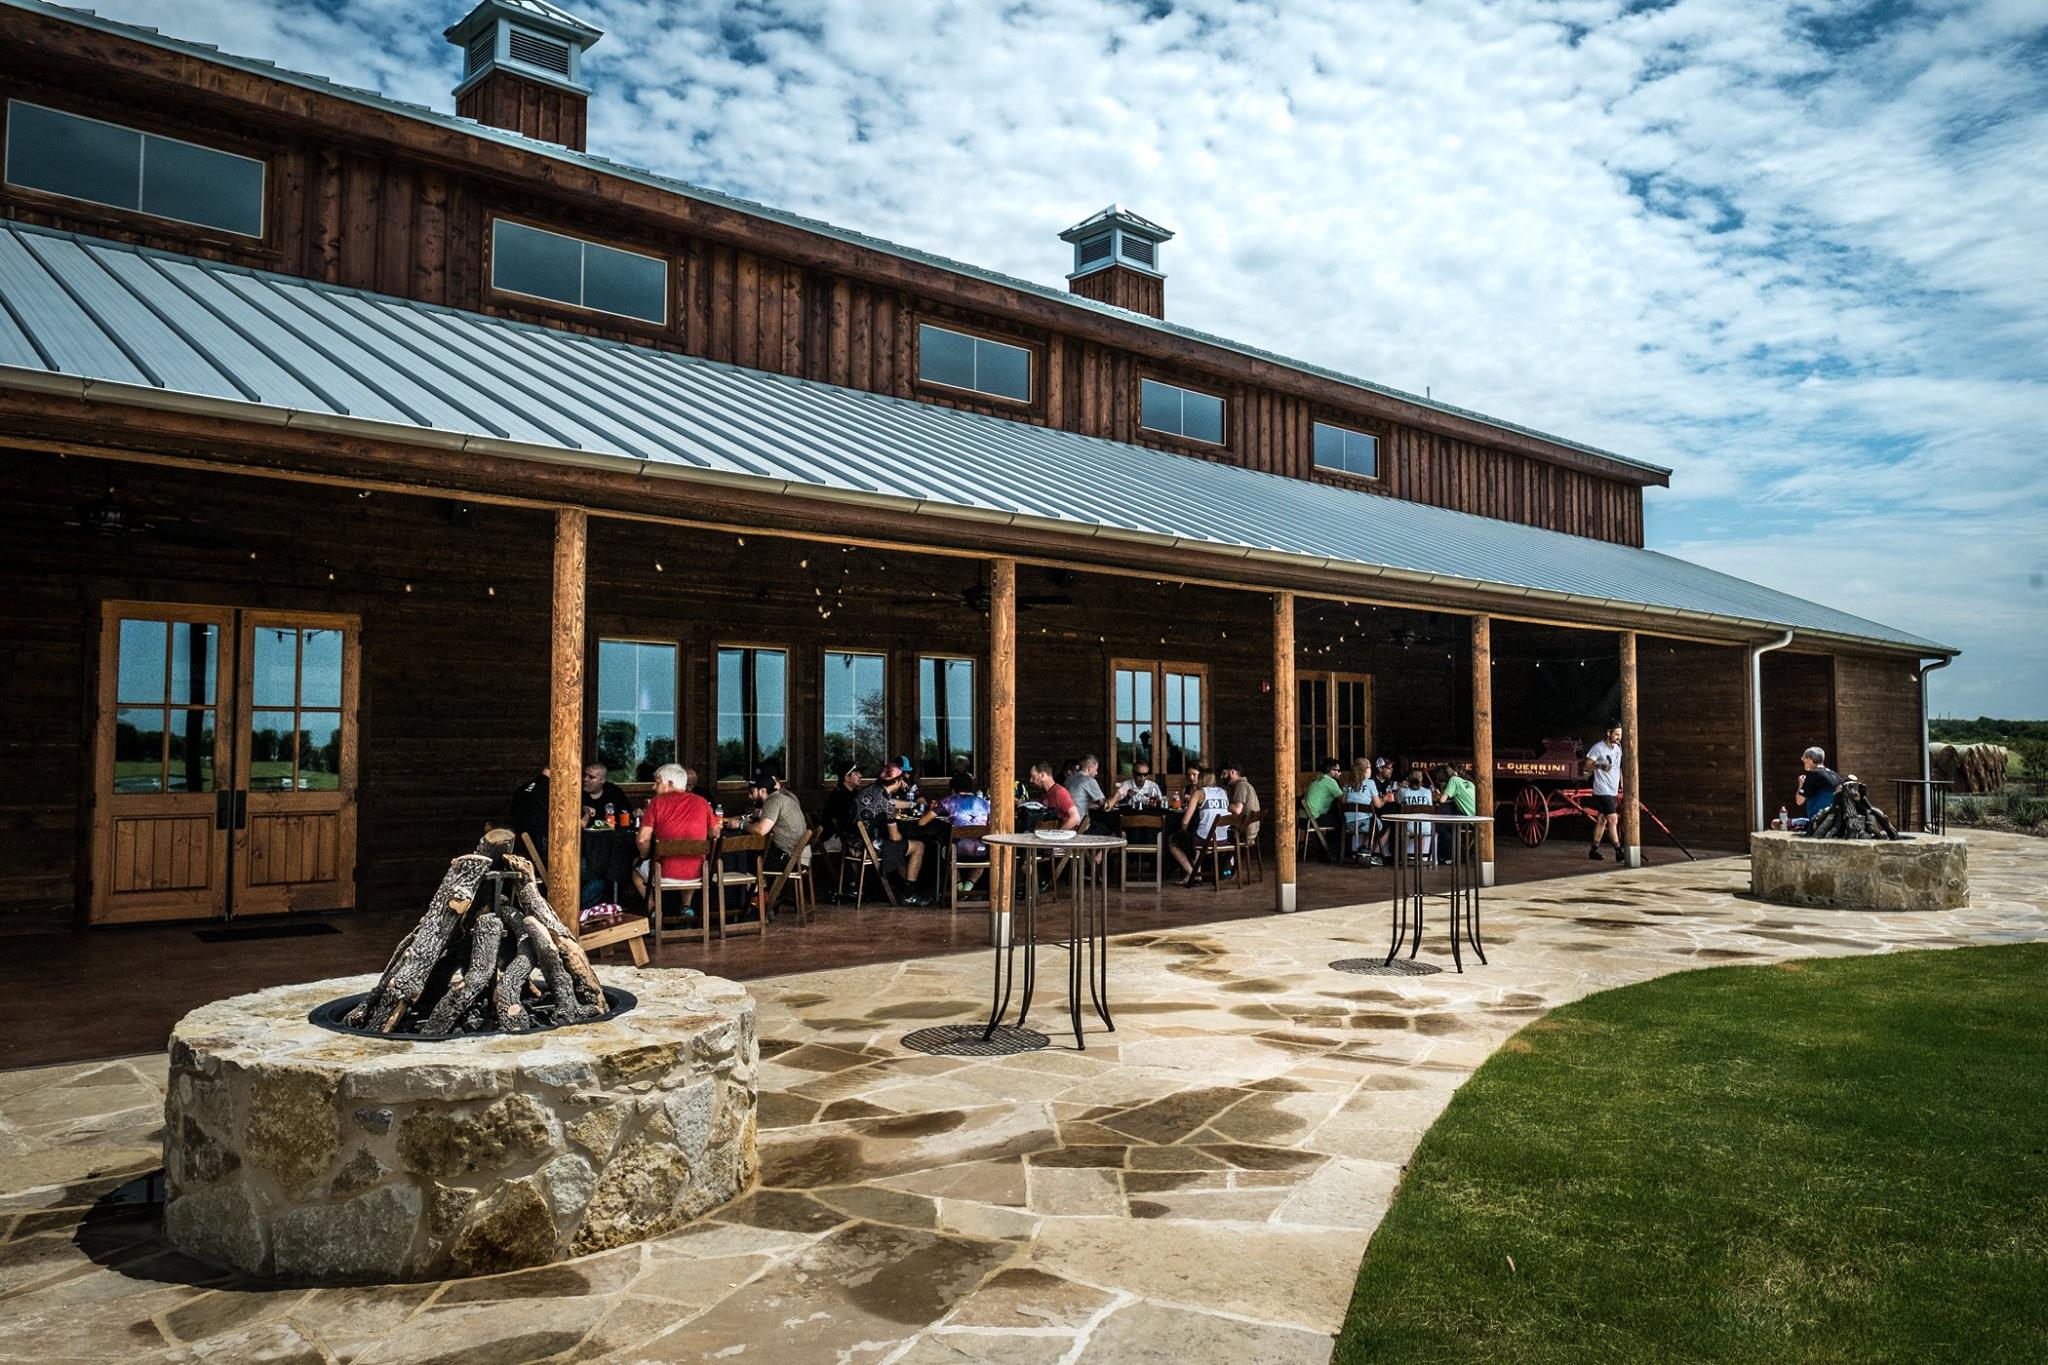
[2,831,2042,1364]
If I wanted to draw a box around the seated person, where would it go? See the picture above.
[1064,754,1107,830]
[580,761,629,826]
[1795,747,1840,824]
[819,764,863,849]
[1029,761,1083,831]
[635,764,717,915]
[1108,760,1164,810]
[509,766,550,861]
[1394,766,1438,861]
[1220,762,1262,844]
[1169,765,1235,883]
[926,774,991,894]
[1432,763,1477,865]
[744,768,807,875]
[1343,759,1379,861]
[1301,756,1345,856]
[855,763,928,905]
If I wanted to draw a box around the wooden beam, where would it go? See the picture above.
[1272,591,1297,912]
[1621,629,1641,866]
[1471,614,1495,885]
[987,558,1017,927]
[549,508,587,891]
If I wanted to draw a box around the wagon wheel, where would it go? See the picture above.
[1514,784,1549,846]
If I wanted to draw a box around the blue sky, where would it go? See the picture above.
[79,0,2048,716]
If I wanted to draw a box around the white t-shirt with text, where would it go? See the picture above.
[1586,740,1623,797]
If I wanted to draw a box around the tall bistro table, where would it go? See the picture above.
[1381,812,1493,972]
[982,832,1123,1049]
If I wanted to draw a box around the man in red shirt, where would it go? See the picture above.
[1030,761,1083,831]
[636,763,717,917]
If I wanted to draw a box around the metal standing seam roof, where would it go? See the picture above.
[1,0,1670,483]
[0,222,1950,654]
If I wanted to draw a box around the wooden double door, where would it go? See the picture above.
[91,603,359,924]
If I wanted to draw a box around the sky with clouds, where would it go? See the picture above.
[78,0,2048,716]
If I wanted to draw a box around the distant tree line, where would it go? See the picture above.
[1929,717,2048,746]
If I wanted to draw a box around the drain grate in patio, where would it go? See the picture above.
[1330,958,1444,977]
[901,1024,1049,1057]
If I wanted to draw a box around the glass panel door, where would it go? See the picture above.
[233,612,359,916]
[92,604,234,924]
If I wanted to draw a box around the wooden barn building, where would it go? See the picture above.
[0,0,1952,940]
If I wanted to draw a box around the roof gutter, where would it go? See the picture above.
[0,368,1953,657]
[1749,630,1796,831]
[1917,655,1953,826]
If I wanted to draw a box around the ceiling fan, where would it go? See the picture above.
[64,479,236,550]
[891,566,1074,613]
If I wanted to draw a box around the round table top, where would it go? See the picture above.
[984,832,1128,850]
[1380,812,1494,824]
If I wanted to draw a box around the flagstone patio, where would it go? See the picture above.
[4,830,2044,1365]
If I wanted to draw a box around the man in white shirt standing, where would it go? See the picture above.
[1583,723,1625,862]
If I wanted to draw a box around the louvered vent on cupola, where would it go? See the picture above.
[446,0,604,149]
[1057,205,1175,318]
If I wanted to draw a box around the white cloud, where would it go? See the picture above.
[67,0,2048,715]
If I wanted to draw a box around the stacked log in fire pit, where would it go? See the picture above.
[344,828,608,1037]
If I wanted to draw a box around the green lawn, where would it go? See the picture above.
[1335,945,2048,1364]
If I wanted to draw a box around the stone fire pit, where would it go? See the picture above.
[1750,829,1968,912]
[163,966,757,1283]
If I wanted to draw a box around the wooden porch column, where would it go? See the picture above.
[548,508,588,891]
[1273,591,1298,913]
[1620,630,1642,868]
[1471,615,1495,887]
[988,558,1017,935]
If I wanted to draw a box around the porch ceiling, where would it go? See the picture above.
[0,220,1949,656]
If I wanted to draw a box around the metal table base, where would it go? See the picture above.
[983,834,1121,1049]
[1383,814,1490,972]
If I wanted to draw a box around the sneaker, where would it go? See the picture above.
[1367,855,1385,867]
[1587,847,1603,861]
[899,893,929,907]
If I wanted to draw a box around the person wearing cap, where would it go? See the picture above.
[1300,757,1345,860]
[1368,757,1399,863]
[817,765,864,901]
[744,769,807,875]
[855,763,928,905]
[1219,762,1261,845]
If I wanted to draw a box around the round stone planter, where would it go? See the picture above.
[163,966,757,1284]
[1749,830,1968,912]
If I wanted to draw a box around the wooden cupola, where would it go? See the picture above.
[446,0,603,151]
[1059,205,1174,319]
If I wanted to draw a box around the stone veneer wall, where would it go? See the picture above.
[1750,830,1968,912]
[164,967,757,1283]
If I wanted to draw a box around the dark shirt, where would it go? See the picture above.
[580,781,630,823]
[510,774,549,845]
[821,785,860,841]
[1799,765,1841,804]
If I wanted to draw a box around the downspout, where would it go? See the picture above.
[1917,656,1952,831]
[1750,630,1795,831]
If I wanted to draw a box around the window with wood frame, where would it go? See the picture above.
[1111,660,1208,780]
[595,639,678,783]
[1297,671,1373,775]
[714,645,787,786]
[917,655,976,779]
[489,218,667,324]
[5,100,265,238]
[916,323,1032,403]
[1138,377,1226,445]
[822,649,888,778]
[1312,421,1380,479]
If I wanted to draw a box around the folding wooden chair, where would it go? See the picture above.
[649,837,716,946]
[715,833,769,937]
[760,828,816,925]
[838,822,897,910]
[1299,811,1336,864]
[1240,818,1264,883]
[948,825,991,911]
[1118,813,1165,893]
[1186,816,1240,891]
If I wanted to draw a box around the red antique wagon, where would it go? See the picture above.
[1495,739,1693,857]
